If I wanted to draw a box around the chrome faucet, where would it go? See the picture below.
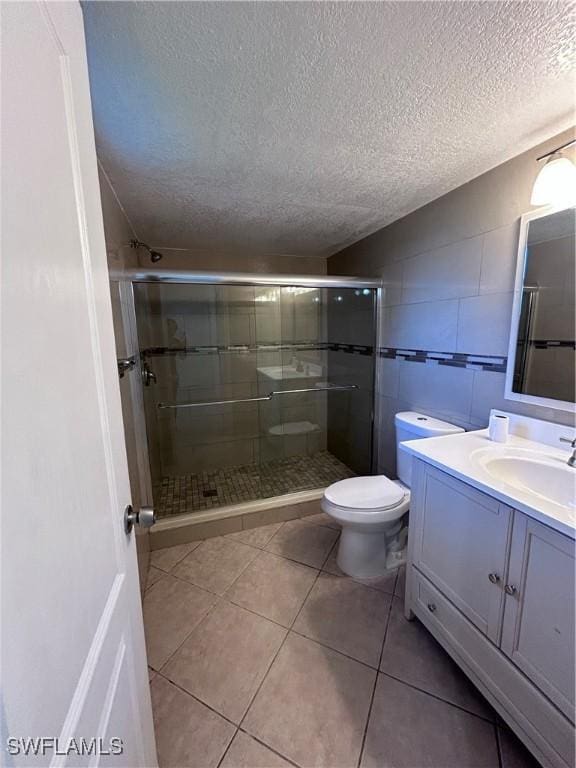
[559,437,576,467]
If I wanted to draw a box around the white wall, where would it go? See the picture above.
[135,247,327,276]
[99,165,150,592]
[329,127,576,476]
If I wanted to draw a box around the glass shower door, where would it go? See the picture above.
[134,282,263,516]
[132,280,376,519]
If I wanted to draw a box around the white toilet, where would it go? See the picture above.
[322,411,464,578]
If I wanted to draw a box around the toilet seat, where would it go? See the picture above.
[322,475,410,525]
[325,475,404,509]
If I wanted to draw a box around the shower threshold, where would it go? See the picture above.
[154,450,355,519]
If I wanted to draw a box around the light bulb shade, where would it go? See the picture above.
[531,154,576,207]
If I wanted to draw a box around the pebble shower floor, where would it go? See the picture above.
[155,451,355,517]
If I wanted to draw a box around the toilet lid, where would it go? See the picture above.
[324,476,404,510]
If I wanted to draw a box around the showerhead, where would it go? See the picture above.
[129,239,163,263]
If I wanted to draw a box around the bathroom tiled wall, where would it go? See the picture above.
[329,127,576,476]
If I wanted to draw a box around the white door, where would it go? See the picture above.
[1,2,156,765]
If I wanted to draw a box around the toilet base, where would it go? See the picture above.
[337,527,390,579]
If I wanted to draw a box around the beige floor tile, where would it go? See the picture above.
[293,573,391,666]
[322,541,398,595]
[143,575,216,669]
[220,731,293,768]
[226,522,285,549]
[299,511,341,530]
[151,675,235,768]
[244,632,376,768]
[265,519,338,568]
[225,550,318,627]
[361,674,499,768]
[498,727,543,768]
[173,536,258,595]
[150,541,202,572]
[163,600,287,724]
[146,565,165,591]
[380,601,494,719]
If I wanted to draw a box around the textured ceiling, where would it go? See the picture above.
[82,1,576,258]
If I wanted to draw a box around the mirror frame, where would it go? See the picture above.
[505,203,575,414]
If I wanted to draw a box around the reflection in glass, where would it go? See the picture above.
[512,207,576,403]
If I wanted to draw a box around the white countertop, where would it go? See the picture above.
[401,429,576,539]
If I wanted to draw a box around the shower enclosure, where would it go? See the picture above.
[120,272,380,521]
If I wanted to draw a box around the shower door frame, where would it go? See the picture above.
[111,269,383,528]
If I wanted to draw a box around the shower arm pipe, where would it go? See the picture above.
[108,268,382,289]
[157,383,359,410]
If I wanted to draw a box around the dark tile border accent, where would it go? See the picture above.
[531,340,575,350]
[329,343,374,356]
[141,342,375,358]
[378,347,507,373]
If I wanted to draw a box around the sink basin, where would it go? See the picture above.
[472,447,576,509]
[257,363,323,381]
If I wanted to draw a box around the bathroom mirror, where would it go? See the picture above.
[505,204,576,412]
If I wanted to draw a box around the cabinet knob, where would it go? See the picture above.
[427,603,436,613]
[504,584,518,596]
[488,573,500,584]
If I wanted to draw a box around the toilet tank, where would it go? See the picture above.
[395,411,464,487]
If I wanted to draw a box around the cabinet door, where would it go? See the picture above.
[501,514,575,722]
[411,463,512,644]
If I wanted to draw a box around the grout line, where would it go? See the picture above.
[236,728,301,768]
[235,531,332,741]
[378,670,498,725]
[289,619,390,674]
[455,297,462,352]
[215,729,239,768]
[148,540,203,574]
[223,592,304,632]
[149,596,222,675]
[226,524,286,550]
[356,571,397,768]
[155,672,239,730]
[236,626,291,731]
[495,722,504,768]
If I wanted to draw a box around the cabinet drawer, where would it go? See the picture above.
[412,568,575,768]
[411,462,512,643]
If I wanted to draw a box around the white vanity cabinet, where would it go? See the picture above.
[406,458,576,768]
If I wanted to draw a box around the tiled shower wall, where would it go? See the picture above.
[326,290,375,473]
[329,127,576,477]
